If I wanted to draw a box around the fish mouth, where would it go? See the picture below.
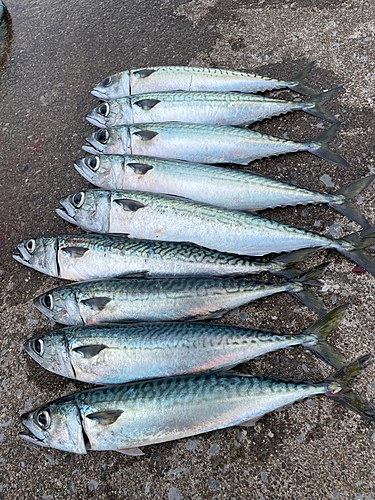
[91,87,109,100]
[74,159,96,184]
[19,423,45,446]
[12,244,32,267]
[83,133,105,155]
[86,112,106,128]
[56,199,78,226]
[82,143,102,155]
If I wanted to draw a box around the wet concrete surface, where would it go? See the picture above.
[0,0,375,498]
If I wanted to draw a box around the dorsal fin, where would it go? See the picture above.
[72,345,107,359]
[128,163,154,175]
[61,247,90,258]
[134,99,160,111]
[133,130,158,141]
[87,410,123,425]
[114,199,146,211]
[80,297,112,311]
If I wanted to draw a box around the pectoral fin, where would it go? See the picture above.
[134,99,160,111]
[114,199,146,211]
[117,447,145,456]
[134,69,156,79]
[87,410,123,425]
[61,247,90,258]
[72,345,107,359]
[133,130,158,141]
[80,297,112,311]
[128,163,154,175]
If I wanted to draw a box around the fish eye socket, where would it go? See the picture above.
[96,129,109,144]
[86,156,100,171]
[43,294,53,310]
[102,77,111,87]
[71,192,85,208]
[34,338,44,356]
[35,410,51,430]
[98,103,109,117]
[26,239,36,254]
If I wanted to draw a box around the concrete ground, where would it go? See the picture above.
[0,0,375,498]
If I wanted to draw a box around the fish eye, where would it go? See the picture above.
[35,410,51,430]
[98,103,109,117]
[96,129,109,144]
[26,239,36,254]
[71,192,85,208]
[102,77,111,87]
[86,156,100,171]
[43,294,53,310]
[34,338,44,356]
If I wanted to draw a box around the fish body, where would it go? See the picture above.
[13,234,301,281]
[56,189,347,256]
[74,154,372,226]
[91,63,317,100]
[33,275,322,326]
[56,190,375,275]
[19,356,374,454]
[86,88,339,128]
[83,122,349,167]
[24,306,348,384]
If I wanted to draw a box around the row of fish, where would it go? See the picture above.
[17,63,375,456]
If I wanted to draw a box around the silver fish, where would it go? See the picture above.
[83,122,349,167]
[33,268,328,326]
[74,154,373,228]
[24,306,348,384]
[12,234,317,281]
[19,356,375,455]
[86,87,340,129]
[91,62,317,100]
[56,189,375,275]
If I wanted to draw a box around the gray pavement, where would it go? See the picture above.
[0,0,375,498]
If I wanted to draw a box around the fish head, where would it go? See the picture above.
[83,126,130,155]
[92,71,130,101]
[20,401,87,454]
[86,99,132,128]
[33,287,83,325]
[13,235,59,277]
[74,155,125,190]
[24,330,76,379]
[56,190,111,233]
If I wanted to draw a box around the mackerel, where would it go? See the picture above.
[83,122,349,167]
[33,268,329,326]
[24,306,348,384]
[12,234,317,281]
[19,356,375,455]
[74,154,373,228]
[86,87,340,128]
[91,62,317,100]
[56,189,375,275]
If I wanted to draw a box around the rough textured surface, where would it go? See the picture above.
[1,0,375,498]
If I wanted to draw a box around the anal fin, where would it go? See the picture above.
[117,447,145,456]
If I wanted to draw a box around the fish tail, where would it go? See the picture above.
[329,175,375,229]
[301,304,348,369]
[288,61,317,96]
[337,226,375,276]
[324,354,375,421]
[289,262,330,316]
[306,122,350,167]
[302,85,343,123]
[271,247,321,279]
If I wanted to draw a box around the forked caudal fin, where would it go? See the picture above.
[307,122,350,167]
[271,247,321,279]
[325,354,375,421]
[303,85,343,123]
[288,61,317,97]
[301,304,348,369]
[289,262,330,317]
[337,226,375,276]
[330,175,375,229]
